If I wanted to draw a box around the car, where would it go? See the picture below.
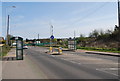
[12,43,16,46]
[23,45,28,49]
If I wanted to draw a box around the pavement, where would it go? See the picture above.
[2,48,47,79]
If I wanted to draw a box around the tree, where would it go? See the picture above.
[89,29,99,38]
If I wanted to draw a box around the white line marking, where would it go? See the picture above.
[101,68,119,70]
[70,61,76,63]
[78,63,81,65]
[96,68,119,76]
[51,55,55,57]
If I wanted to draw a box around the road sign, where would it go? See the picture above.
[50,35,54,39]
[68,38,76,50]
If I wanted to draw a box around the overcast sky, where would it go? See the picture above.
[1,1,118,39]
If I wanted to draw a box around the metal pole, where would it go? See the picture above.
[5,6,16,45]
[38,34,39,44]
[50,25,51,47]
[118,0,120,27]
[38,34,39,40]
[6,15,9,45]
[50,25,53,52]
[74,30,76,50]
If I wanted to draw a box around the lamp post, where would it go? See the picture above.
[5,6,16,45]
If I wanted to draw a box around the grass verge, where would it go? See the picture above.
[0,45,11,57]
[77,47,120,53]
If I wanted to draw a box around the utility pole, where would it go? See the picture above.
[5,6,16,45]
[38,34,39,40]
[38,34,40,44]
[118,0,120,27]
[74,30,76,50]
[6,15,10,45]
[74,30,76,39]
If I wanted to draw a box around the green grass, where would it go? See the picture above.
[0,45,11,57]
[77,47,120,53]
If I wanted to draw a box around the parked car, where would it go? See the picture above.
[23,45,28,49]
[12,42,16,46]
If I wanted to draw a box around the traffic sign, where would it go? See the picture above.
[50,35,54,39]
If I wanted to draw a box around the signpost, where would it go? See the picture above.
[16,37,23,60]
[50,35,54,39]
[68,38,76,51]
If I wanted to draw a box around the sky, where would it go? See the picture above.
[1,1,118,39]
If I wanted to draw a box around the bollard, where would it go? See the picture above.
[49,47,53,53]
[58,47,62,54]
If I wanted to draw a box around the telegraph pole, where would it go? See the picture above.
[38,34,39,40]
[118,0,120,27]
[6,15,10,45]
[5,6,16,45]
[74,30,76,50]
[38,34,39,44]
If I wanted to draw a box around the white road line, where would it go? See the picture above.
[70,61,76,64]
[61,58,68,61]
[99,68,120,70]
[78,63,81,65]
[61,58,82,65]
[79,63,118,64]
[96,68,119,76]
[51,55,55,57]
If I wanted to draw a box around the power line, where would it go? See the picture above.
[69,1,113,26]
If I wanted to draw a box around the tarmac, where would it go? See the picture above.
[2,47,120,79]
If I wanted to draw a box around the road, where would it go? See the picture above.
[24,46,119,79]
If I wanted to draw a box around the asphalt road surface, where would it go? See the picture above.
[24,46,119,79]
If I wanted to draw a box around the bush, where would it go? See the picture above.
[1,45,11,57]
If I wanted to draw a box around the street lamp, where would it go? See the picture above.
[5,6,16,45]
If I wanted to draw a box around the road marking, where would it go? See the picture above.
[51,55,55,57]
[78,63,81,65]
[70,61,76,64]
[96,68,119,76]
[79,63,119,65]
[61,58,68,61]
[60,58,82,65]
[99,68,119,70]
